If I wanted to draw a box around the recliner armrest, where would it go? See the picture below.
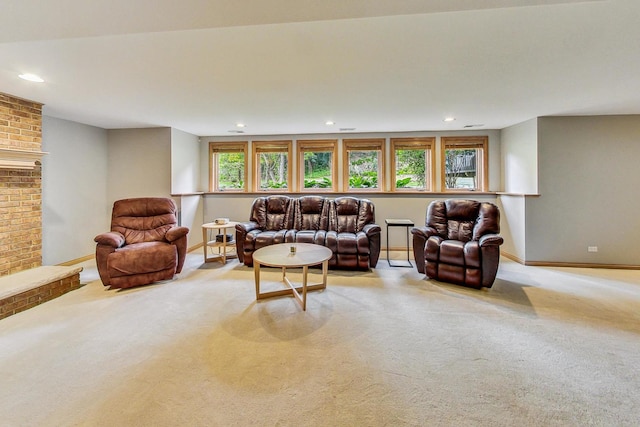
[236,221,261,233]
[166,226,190,242]
[479,234,504,247]
[362,223,381,236]
[410,226,438,240]
[94,231,125,248]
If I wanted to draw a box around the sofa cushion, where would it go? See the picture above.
[439,240,465,266]
[295,196,329,231]
[111,198,178,245]
[333,197,360,233]
[463,241,481,268]
[250,196,294,231]
[108,242,177,278]
[332,197,374,233]
[251,230,290,250]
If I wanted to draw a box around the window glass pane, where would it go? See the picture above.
[348,150,380,189]
[217,151,245,190]
[303,151,333,189]
[444,148,478,190]
[395,148,426,189]
[258,152,289,190]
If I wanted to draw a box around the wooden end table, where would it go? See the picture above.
[252,243,332,311]
[202,221,239,264]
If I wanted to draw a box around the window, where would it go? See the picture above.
[252,140,292,191]
[343,139,385,191]
[441,136,488,191]
[296,139,337,192]
[210,142,248,192]
[390,137,435,191]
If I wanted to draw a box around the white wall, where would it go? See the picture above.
[171,128,201,194]
[496,195,527,261]
[41,116,109,265]
[500,118,538,194]
[497,118,539,261]
[170,128,204,248]
[526,115,640,265]
[106,128,172,203]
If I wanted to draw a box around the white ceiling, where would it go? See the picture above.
[1,0,638,136]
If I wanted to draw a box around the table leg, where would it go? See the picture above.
[222,227,227,263]
[322,260,328,288]
[254,262,261,299]
[202,227,208,262]
[255,259,328,310]
[302,265,308,311]
[406,225,411,264]
[386,223,390,266]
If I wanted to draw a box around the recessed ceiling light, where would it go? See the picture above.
[236,123,246,128]
[325,121,334,126]
[443,117,456,122]
[18,73,44,83]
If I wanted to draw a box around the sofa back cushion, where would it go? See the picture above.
[331,197,375,233]
[111,198,177,245]
[295,195,329,231]
[472,202,500,240]
[250,195,294,231]
[426,199,499,242]
[426,199,477,242]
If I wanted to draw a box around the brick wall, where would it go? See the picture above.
[0,92,44,276]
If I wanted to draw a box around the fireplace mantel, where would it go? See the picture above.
[0,147,48,169]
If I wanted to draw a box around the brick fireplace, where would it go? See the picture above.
[0,92,44,276]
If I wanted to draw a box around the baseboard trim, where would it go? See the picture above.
[383,246,413,252]
[57,254,94,266]
[501,251,640,270]
[501,251,525,264]
[189,242,203,252]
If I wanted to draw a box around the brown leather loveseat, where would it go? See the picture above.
[236,195,381,270]
[94,197,190,289]
[411,199,503,289]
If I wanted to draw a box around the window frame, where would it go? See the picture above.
[440,136,488,192]
[252,140,293,192]
[209,141,249,193]
[342,138,386,192]
[390,137,435,192]
[296,139,338,192]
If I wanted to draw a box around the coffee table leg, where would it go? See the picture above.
[302,265,308,311]
[322,260,328,288]
[254,261,261,299]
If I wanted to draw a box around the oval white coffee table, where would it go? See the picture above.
[252,243,332,311]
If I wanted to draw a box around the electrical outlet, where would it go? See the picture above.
[588,246,598,253]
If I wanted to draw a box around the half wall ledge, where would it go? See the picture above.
[0,266,83,320]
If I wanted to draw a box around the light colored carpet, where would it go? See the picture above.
[1,251,639,426]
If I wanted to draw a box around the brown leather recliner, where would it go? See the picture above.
[411,199,503,289]
[235,195,381,269]
[94,198,189,289]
